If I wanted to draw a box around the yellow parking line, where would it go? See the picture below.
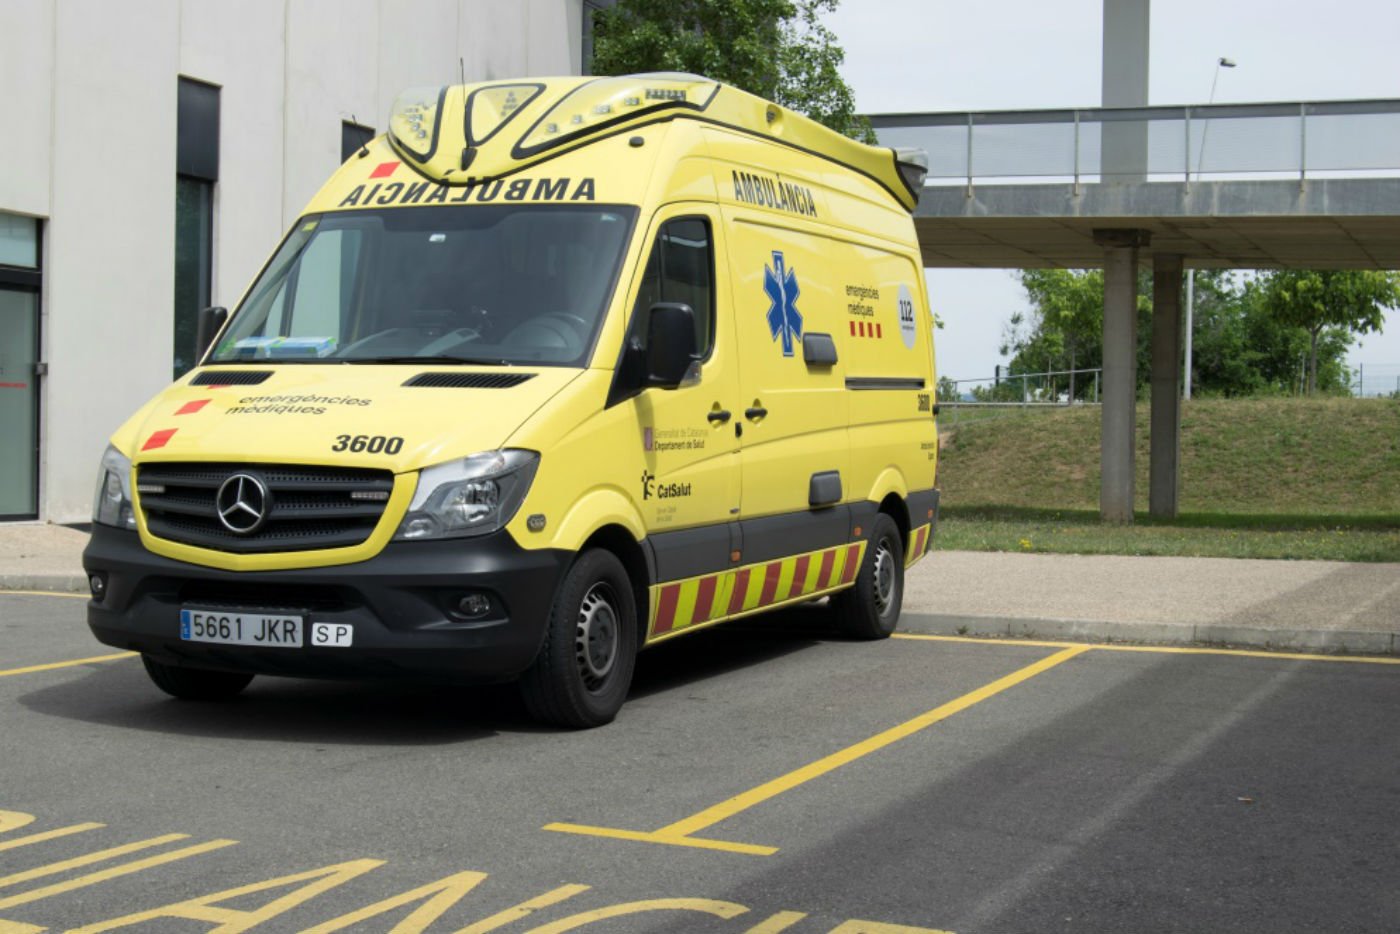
[542,824,778,857]
[544,645,1088,856]
[0,652,137,678]
[893,632,1400,665]
[0,590,88,599]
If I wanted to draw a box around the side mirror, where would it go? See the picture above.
[195,306,229,362]
[643,302,699,389]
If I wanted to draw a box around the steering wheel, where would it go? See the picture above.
[537,312,590,336]
[502,313,588,355]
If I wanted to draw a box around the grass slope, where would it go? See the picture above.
[935,398,1400,561]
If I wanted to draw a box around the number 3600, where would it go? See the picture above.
[332,434,403,455]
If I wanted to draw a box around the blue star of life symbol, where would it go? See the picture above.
[763,250,803,357]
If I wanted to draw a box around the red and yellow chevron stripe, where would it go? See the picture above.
[648,541,867,643]
[905,522,931,568]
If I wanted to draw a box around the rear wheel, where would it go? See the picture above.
[832,513,905,640]
[519,549,638,728]
[141,655,253,700]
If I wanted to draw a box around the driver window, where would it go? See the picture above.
[632,217,714,357]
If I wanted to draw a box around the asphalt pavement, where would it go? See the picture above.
[3,592,1398,932]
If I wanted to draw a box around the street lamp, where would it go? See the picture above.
[1184,56,1237,401]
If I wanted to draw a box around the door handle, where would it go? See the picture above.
[745,406,768,420]
[707,409,732,424]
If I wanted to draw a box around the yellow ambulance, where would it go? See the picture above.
[83,73,939,727]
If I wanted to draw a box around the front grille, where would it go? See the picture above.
[138,463,394,553]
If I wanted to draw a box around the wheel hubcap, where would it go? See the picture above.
[575,584,618,691]
[873,538,897,617]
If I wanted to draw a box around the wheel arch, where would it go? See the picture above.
[867,467,912,554]
[579,524,651,645]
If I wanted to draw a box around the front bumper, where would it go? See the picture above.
[82,524,569,682]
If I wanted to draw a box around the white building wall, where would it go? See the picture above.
[0,0,54,219]
[0,0,583,523]
[46,0,181,525]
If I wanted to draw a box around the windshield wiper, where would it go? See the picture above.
[337,355,514,366]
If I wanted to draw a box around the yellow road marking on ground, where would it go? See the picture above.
[0,823,104,853]
[892,632,1400,664]
[0,834,189,888]
[545,645,1088,856]
[0,652,136,678]
[541,823,779,857]
[0,590,87,599]
[0,839,236,910]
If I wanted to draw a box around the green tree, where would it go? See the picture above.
[1257,270,1399,395]
[1005,268,1372,399]
[1000,268,1151,400]
[591,0,874,142]
[1193,275,1351,396]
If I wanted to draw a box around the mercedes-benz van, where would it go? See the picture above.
[83,73,939,727]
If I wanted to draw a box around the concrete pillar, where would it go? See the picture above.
[1102,0,1150,182]
[1150,254,1183,518]
[1094,229,1150,523]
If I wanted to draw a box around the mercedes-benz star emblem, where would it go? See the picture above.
[215,473,271,535]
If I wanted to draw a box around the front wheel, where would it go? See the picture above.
[831,513,905,640]
[141,655,253,700]
[519,549,638,728]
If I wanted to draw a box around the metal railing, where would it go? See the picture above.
[870,99,1400,193]
[1351,363,1400,399]
[939,367,1102,428]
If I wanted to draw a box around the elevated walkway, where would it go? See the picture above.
[872,100,1400,520]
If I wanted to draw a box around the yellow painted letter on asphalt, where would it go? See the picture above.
[0,840,235,912]
[302,870,487,933]
[743,910,808,932]
[452,884,592,933]
[0,814,35,836]
[827,920,954,933]
[70,858,384,932]
[524,898,749,933]
[0,821,104,854]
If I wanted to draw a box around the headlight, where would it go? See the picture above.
[92,445,136,530]
[395,450,539,541]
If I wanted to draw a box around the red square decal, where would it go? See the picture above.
[142,428,178,451]
[369,161,399,179]
[175,399,211,415]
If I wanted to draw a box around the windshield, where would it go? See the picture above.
[210,205,637,366]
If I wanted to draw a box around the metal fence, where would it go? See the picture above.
[871,99,1400,191]
[1351,363,1400,398]
[939,367,1102,428]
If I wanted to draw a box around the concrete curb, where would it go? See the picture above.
[0,574,88,594]
[901,612,1399,656]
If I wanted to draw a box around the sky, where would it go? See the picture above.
[824,0,1400,391]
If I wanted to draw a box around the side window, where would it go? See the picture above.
[631,217,714,358]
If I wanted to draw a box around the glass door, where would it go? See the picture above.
[0,287,39,518]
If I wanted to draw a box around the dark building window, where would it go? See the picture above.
[174,77,219,379]
[0,212,42,519]
[342,121,375,162]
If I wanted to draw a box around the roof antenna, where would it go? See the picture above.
[459,57,475,171]
[350,114,370,158]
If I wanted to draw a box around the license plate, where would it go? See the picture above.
[179,608,303,647]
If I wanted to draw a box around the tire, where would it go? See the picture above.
[832,513,905,640]
[519,549,638,728]
[141,655,253,700]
